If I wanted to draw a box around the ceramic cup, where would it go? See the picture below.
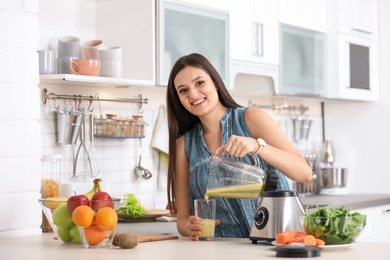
[83,39,104,60]
[100,61,123,77]
[98,46,122,61]
[194,199,216,241]
[57,56,78,74]
[37,50,55,74]
[68,59,101,76]
[58,35,80,57]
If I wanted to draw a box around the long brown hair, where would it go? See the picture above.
[166,53,241,214]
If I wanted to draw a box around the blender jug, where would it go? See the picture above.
[205,152,278,200]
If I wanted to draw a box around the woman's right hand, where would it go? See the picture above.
[187,216,221,241]
[187,215,202,241]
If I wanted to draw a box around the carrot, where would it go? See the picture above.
[275,231,306,245]
[315,238,325,246]
[290,235,317,246]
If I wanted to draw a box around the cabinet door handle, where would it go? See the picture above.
[351,28,373,35]
[383,209,390,214]
[252,22,263,57]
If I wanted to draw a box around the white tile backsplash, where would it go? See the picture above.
[0,0,42,238]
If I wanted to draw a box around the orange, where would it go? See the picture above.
[95,207,118,231]
[72,205,95,227]
[83,226,106,246]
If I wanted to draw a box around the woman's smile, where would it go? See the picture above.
[191,98,206,106]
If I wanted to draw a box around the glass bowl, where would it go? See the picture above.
[78,225,117,248]
[38,197,120,245]
[301,215,366,245]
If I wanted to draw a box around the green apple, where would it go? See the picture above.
[53,203,73,229]
[70,225,82,243]
[57,226,72,243]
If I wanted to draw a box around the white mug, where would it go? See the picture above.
[37,50,55,74]
[58,35,80,57]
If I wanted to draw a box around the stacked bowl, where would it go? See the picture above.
[98,46,123,77]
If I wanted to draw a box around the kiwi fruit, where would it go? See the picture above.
[113,233,139,249]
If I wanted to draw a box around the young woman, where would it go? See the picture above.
[166,53,312,240]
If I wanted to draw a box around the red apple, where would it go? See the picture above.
[91,191,113,211]
[67,194,90,213]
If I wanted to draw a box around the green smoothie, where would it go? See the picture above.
[199,219,216,241]
[204,182,263,201]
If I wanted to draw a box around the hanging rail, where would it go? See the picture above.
[248,100,309,115]
[41,88,148,110]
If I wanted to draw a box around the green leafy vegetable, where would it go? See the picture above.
[117,193,148,218]
[302,206,366,245]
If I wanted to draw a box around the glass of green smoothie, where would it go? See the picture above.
[194,199,216,241]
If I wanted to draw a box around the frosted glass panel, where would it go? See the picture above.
[280,25,325,96]
[159,2,229,85]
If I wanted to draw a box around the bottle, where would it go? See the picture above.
[40,154,62,232]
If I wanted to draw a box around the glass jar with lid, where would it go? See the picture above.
[132,115,147,137]
[105,114,118,137]
[40,154,62,232]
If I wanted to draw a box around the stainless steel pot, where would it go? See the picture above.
[321,167,348,188]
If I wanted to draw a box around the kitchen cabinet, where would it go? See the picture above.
[336,0,378,40]
[229,0,279,65]
[95,0,156,86]
[182,0,279,65]
[326,0,379,101]
[156,0,229,86]
[356,204,390,242]
[333,34,378,101]
[279,24,326,97]
[278,0,328,33]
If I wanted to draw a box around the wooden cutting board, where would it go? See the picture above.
[115,232,179,243]
[136,233,179,243]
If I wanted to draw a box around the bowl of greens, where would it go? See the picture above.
[301,206,366,245]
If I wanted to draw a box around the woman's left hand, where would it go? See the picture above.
[215,135,258,157]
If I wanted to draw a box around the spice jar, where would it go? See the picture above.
[40,154,62,232]
[132,115,147,137]
[105,114,118,137]
[124,119,136,137]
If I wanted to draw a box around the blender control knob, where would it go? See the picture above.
[254,207,269,230]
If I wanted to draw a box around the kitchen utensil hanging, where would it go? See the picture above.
[291,112,312,142]
[134,138,152,179]
[72,108,96,178]
[56,109,84,144]
[87,114,100,177]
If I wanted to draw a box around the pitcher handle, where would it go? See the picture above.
[219,151,261,167]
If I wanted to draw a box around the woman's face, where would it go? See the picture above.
[174,66,219,117]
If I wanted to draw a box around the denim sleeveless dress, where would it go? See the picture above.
[184,107,290,238]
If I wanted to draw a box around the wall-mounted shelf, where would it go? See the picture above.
[39,74,155,88]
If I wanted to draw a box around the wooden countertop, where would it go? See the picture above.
[0,233,388,260]
[299,193,390,210]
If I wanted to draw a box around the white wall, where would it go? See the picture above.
[0,0,42,238]
[323,0,390,194]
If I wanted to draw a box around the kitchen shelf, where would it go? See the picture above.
[39,74,155,88]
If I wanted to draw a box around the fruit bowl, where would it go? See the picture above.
[78,224,117,248]
[301,215,366,245]
[38,197,120,245]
